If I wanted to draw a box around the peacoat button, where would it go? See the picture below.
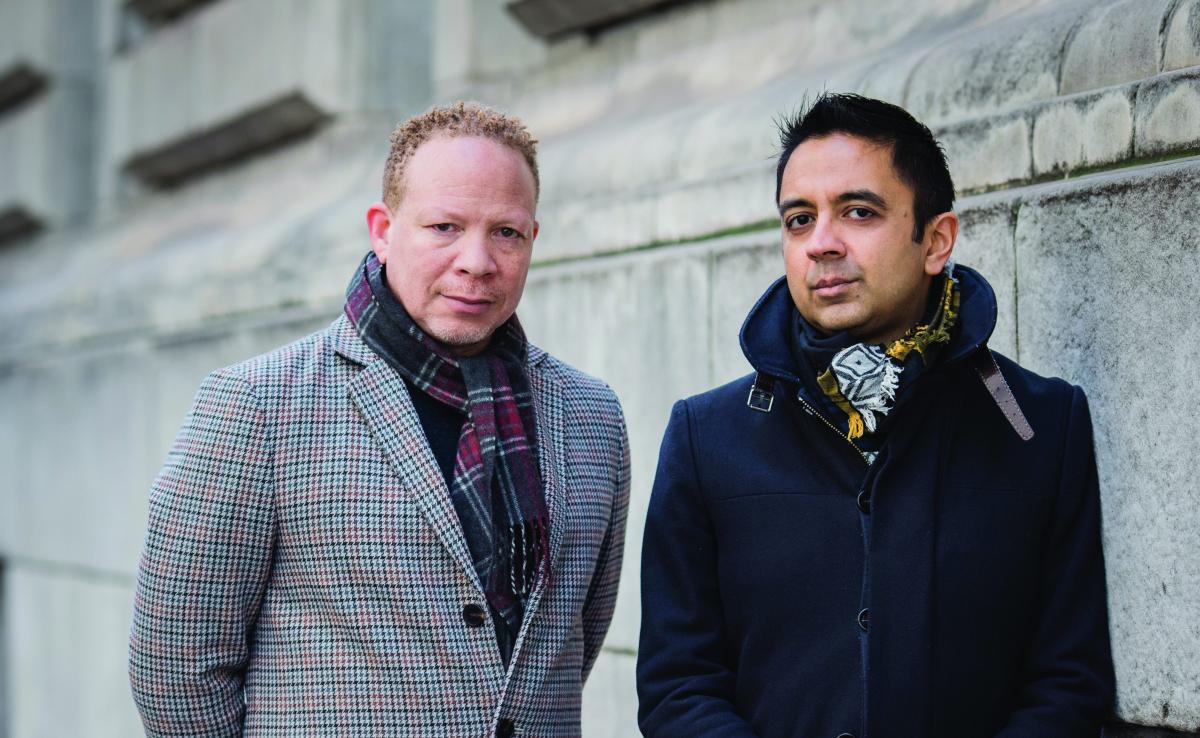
[496,718,516,737]
[462,603,487,628]
[857,608,870,632]
[836,734,855,738]
[856,489,871,514]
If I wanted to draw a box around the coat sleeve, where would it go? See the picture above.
[637,400,759,738]
[994,386,1115,737]
[581,395,631,683]
[129,369,277,737]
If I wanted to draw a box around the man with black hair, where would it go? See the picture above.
[637,93,1114,738]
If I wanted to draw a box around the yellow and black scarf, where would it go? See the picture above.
[817,271,961,440]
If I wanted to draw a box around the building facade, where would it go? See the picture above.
[0,0,1198,735]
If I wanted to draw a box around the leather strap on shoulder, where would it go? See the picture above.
[747,372,775,413]
[971,347,1035,441]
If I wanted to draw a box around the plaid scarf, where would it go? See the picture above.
[344,251,549,634]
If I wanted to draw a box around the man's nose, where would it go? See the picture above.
[805,216,846,260]
[453,230,497,276]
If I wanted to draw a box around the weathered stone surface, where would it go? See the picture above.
[1163,0,1200,72]
[1060,0,1172,95]
[581,650,638,737]
[0,83,93,233]
[1135,69,1200,158]
[939,113,1032,192]
[1014,160,1200,731]
[709,232,785,386]
[4,565,142,737]
[0,0,95,83]
[106,0,430,184]
[1032,87,1135,176]
[905,2,1081,124]
[953,195,1018,359]
[520,246,715,651]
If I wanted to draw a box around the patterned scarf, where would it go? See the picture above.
[818,267,961,441]
[344,251,549,632]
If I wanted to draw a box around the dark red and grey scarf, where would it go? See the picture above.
[344,251,549,629]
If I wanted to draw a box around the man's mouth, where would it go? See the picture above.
[811,276,857,298]
[442,294,496,314]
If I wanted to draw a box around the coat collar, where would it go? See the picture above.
[739,264,998,383]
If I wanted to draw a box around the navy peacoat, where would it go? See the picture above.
[637,267,1114,738]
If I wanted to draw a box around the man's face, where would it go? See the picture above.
[778,133,954,345]
[367,135,538,356]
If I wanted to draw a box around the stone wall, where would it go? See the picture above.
[0,0,1197,735]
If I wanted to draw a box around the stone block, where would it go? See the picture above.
[0,83,92,236]
[854,47,929,108]
[1061,0,1172,95]
[4,564,143,737]
[938,113,1032,193]
[709,232,786,386]
[1032,87,1135,176]
[3,351,159,574]
[0,0,95,85]
[1164,0,1200,72]
[1134,68,1200,159]
[1013,160,1200,731]
[582,649,638,736]
[520,246,715,651]
[905,3,1079,124]
[106,0,431,185]
[953,195,1018,359]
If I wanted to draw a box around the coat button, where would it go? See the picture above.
[856,489,871,514]
[836,734,856,738]
[462,603,487,628]
[857,608,870,632]
[496,718,516,737]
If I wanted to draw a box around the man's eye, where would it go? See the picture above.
[497,227,521,239]
[785,214,813,228]
[847,207,874,219]
[431,223,455,232]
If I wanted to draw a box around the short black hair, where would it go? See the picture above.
[775,93,955,242]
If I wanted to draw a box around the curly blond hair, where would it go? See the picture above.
[382,101,539,209]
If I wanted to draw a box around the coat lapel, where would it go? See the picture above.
[339,325,482,593]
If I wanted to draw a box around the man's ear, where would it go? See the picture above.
[366,202,393,264]
[923,211,958,276]
[530,220,539,243]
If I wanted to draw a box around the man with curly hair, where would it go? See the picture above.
[130,102,630,737]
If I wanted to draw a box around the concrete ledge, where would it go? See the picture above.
[0,84,91,234]
[0,206,43,244]
[124,91,329,186]
[0,61,49,113]
[106,0,361,182]
[128,0,215,22]
[506,0,681,39]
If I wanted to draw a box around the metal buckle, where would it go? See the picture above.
[747,373,775,413]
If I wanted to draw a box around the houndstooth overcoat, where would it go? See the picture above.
[129,314,630,737]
